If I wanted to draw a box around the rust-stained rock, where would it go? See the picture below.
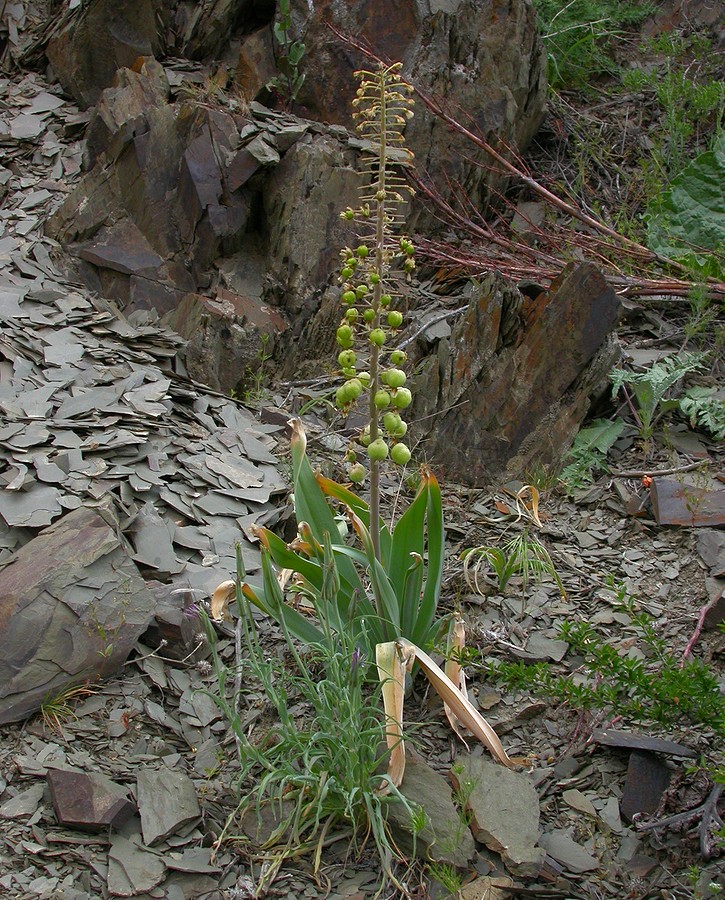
[0,505,155,725]
[46,0,161,109]
[410,263,621,486]
[651,477,725,527]
[47,768,136,831]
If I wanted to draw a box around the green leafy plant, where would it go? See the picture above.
[560,417,624,491]
[646,132,725,278]
[610,351,706,448]
[680,387,725,440]
[533,0,654,90]
[487,592,725,734]
[463,485,565,613]
[267,0,306,107]
[202,547,415,894]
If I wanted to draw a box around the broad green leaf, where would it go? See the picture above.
[646,133,725,277]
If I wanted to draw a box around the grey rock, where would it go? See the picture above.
[453,755,544,877]
[620,751,672,824]
[388,752,475,867]
[137,767,201,845]
[107,834,166,896]
[539,831,599,873]
[0,505,155,725]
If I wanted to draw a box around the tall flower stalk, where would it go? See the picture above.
[334,62,416,561]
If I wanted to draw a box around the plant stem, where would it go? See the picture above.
[368,68,389,563]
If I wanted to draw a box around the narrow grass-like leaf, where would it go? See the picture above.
[411,468,445,647]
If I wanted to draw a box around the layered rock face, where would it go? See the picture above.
[35,0,615,486]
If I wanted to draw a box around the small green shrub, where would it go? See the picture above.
[487,592,725,735]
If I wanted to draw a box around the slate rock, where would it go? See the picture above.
[387,751,475,867]
[452,755,544,877]
[277,0,546,221]
[107,834,166,897]
[0,505,155,725]
[620,751,672,824]
[592,728,696,758]
[47,768,135,830]
[136,767,201,845]
[0,782,45,819]
[46,0,161,109]
[698,530,725,577]
[651,477,725,527]
[539,831,599,873]
[411,263,621,485]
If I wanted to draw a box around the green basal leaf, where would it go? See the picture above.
[646,133,725,278]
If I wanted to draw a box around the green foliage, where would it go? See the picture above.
[487,594,725,735]
[244,424,446,659]
[560,417,624,491]
[532,0,654,90]
[646,133,725,278]
[610,351,706,445]
[201,548,413,893]
[463,530,564,604]
[267,0,306,107]
[679,387,725,440]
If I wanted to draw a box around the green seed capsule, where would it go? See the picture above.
[341,267,354,280]
[380,294,392,307]
[363,309,375,323]
[383,411,402,433]
[356,245,369,258]
[393,420,408,438]
[369,273,381,285]
[385,368,406,388]
[367,438,389,461]
[338,349,356,368]
[358,371,371,386]
[345,308,359,322]
[335,385,349,407]
[355,285,369,299]
[337,325,353,345]
[392,387,412,408]
[359,427,371,447]
[390,349,407,365]
[341,290,357,305]
[390,443,411,465]
[387,311,403,328]
[345,378,363,400]
[348,463,366,483]
[374,390,391,408]
[369,328,386,346]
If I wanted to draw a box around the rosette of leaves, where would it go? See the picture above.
[334,62,416,559]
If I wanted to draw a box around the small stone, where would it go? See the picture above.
[620,751,671,824]
[0,783,45,819]
[592,728,696,758]
[107,834,166,896]
[136,767,201,845]
[539,831,599,873]
[453,756,544,877]
[388,752,475,867]
[47,768,135,830]
[459,874,514,900]
[562,788,597,817]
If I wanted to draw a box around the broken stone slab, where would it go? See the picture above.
[409,264,621,485]
[0,504,155,725]
[136,767,201,845]
[107,833,166,897]
[620,751,672,824]
[387,751,475,868]
[651,477,725,527]
[451,755,544,877]
[46,0,161,109]
[698,530,725,577]
[704,578,725,629]
[592,728,697,759]
[47,768,135,830]
[539,831,599,874]
[459,874,515,900]
[0,782,46,819]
